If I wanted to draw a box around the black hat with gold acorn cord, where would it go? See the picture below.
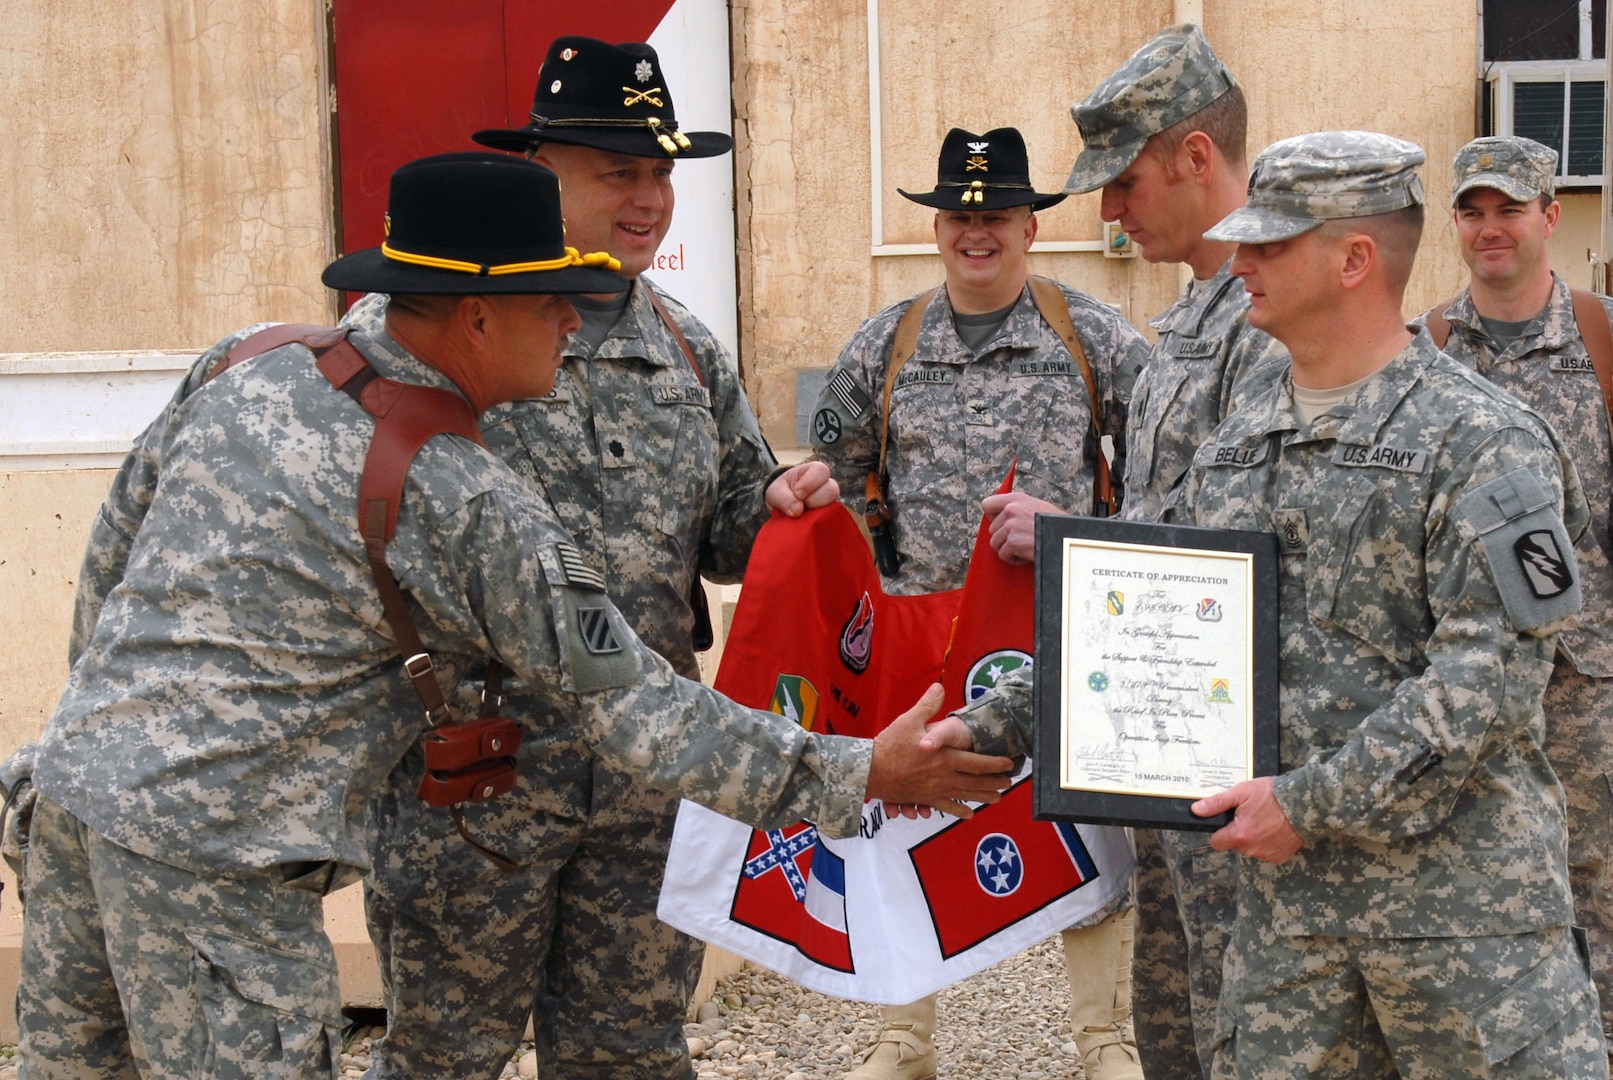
[473,37,733,160]
[321,153,628,296]
[899,127,1068,212]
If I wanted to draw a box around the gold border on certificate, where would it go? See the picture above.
[1058,536,1256,801]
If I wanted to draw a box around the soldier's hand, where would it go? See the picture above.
[1193,777,1303,863]
[866,684,1015,819]
[982,492,1064,565]
[767,461,840,518]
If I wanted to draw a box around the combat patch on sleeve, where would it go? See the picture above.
[1454,467,1582,631]
[812,407,844,446]
[826,369,872,420]
[554,587,640,692]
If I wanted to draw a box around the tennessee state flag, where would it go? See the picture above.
[658,471,1135,1004]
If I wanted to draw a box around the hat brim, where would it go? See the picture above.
[899,188,1067,212]
[1064,140,1147,194]
[1451,173,1547,207]
[322,249,629,296]
[1202,206,1324,245]
[473,126,733,160]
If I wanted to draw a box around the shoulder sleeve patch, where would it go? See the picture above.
[826,368,872,421]
[1455,467,1582,631]
[538,541,607,592]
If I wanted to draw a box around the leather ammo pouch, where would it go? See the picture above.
[211,323,524,871]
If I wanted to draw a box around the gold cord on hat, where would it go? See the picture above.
[962,181,985,205]
[380,243,622,276]
[621,86,665,108]
[646,117,680,155]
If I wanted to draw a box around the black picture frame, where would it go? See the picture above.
[1032,515,1280,831]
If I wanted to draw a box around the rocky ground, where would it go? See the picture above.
[0,935,1084,1079]
[324,934,1084,1078]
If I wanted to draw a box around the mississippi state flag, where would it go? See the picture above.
[658,473,1135,1003]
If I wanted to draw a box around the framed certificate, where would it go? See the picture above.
[1032,516,1279,831]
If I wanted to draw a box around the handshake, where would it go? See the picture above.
[863,684,1015,820]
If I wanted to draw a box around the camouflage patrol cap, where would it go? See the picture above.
[1203,131,1425,244]
[1063,24,1237,194]
[1451,135,1558,206]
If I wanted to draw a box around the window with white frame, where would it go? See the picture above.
[1483,0,1606,186]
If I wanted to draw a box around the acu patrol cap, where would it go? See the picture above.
[1450,135,1558,206]
[1064,23,1238,194]
[1204,131,1426,244]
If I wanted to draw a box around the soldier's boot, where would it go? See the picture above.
[846,994,937,1080]
[1063,907,1143,1080]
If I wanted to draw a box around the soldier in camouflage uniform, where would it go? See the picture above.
[336,38,807,1080]
[17,153,1014,1080]
[809,126,1151,1080]
[1422,135,1613,1056]
[948,131,1608,1076]
[1059,25,1283,1079]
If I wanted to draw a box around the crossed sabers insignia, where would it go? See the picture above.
[965,156,989,171]
[622,86,665,108]
[742,826,819,902]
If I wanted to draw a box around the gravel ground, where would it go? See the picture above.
[0,936,1084,1079]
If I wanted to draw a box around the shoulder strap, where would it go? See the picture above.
[1027,276,1115,516]
[1569,289,1613,421]
[644,285,706,387]
[1424,300,1455,350]
[878,286,943,482]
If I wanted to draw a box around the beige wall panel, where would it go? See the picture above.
[0,470,114,759]
[736,0,1484,442]
[0,0,330,355]
[1548,194,1607,293]
[1201,1,1475,317]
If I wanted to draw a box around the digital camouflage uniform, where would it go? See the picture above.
[340,280,779,1079]
[809,282,1149,596]
[19,324,871,1080]
[952,334,1605,1076]
[1122,262,1281,1080]
[1060,25,1282,1078]
[1427,273,1613,1046]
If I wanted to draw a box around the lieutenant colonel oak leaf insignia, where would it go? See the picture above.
[635,59,654,83]
[1514,530,1573,598]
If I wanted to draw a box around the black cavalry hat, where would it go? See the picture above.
[322,153,629,296]
[899,127,1068,211]
[474,37,733,159]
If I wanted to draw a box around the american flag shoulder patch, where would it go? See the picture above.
[827,369,872,420]
[554,543,606,592]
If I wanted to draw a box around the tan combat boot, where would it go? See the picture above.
[1063,907,1143,1080]
[847,994,938,1080]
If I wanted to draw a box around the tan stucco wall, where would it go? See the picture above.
[732,0,1480,445]
[0,471,114,757]
[0,0,333,355]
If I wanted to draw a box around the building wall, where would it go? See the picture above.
[732,0,1481,444]
[0,0,332,756]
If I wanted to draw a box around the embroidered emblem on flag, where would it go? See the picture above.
[839,592,875,674]
[908,779,1098,959]
[731,824,854,972]
[965,650,1032,702]
[577,607,622,655]
[770,674,822,732]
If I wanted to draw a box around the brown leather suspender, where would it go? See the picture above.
[213,324,523,872]
[863,277,1117,567]
[1426,291,1613,421]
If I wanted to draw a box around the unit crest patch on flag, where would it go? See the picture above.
[770,674,821,732]
[839,592,875,674]
[966,650,1032,702]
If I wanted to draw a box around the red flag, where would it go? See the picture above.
[939,465,1034,714]
[714,502,957,738]
[906,778,1101,959]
